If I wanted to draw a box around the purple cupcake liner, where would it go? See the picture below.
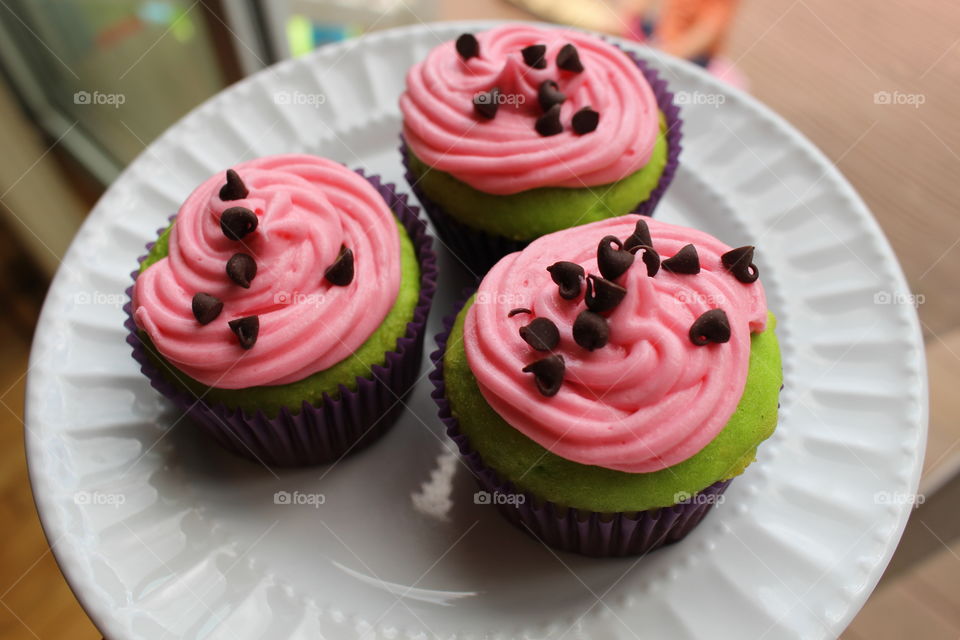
[429,294,731,557]
[625,50,684,217]
[124,171,438,467]
[401,52,683,278]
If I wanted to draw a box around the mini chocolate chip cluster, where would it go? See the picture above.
[506,307,565,397]
[457,33,599,137]
[190,169,356,350]
[510,218,761,397]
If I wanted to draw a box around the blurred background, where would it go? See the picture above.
[0,0,957,638]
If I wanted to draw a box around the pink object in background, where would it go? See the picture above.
[707,55,749,90]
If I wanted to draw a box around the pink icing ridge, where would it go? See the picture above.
[464,216,768,473]
[400,24,659,195]
[132,154,401,389]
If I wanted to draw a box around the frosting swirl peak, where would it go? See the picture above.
[133,155,401,389]
[464,216,767,473]
[400,24,660,195]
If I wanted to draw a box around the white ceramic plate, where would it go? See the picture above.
[26,21,927,640]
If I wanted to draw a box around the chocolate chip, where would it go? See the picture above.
[473,87,500,119]
[220,206,258,241]
[557,43,584,72]
[521,44,547,69]
[585,274,626,313]
[226,253,257,288]
[573,310,609,351]
[219,169,248,201]
[520,317,560,351]
[535,103,563,137]
[547,261,584,299]
[228,315,259,349]
[324,245,354,286]
[508,307,532,317]
[456,33,479,60]
[721,246,759,283]
[597,235,635,281]
[522,354,565,397]
[571,107,599,134]
[662,244,701,274]
[191,292,223,325]
[628,244,660,277]
[624,218,653,252]
[689,309,731,346]
[537,80,566,112]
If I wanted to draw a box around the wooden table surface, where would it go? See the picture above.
[3,0,958,638]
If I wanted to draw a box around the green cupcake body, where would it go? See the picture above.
[443,297,783,513]
[138,218,421,418]
[407,113,671,241]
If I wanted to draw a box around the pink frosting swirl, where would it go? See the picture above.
[400,24,659,195]
[132,154,401,389]
[464,216,768,473]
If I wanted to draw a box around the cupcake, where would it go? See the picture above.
[126,154,437,466]
[431,215,781,556]
[400,24,682,275]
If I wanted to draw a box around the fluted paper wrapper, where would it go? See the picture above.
[124,172,437,467]
[402,52,683,277]
[430,295,731,557]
